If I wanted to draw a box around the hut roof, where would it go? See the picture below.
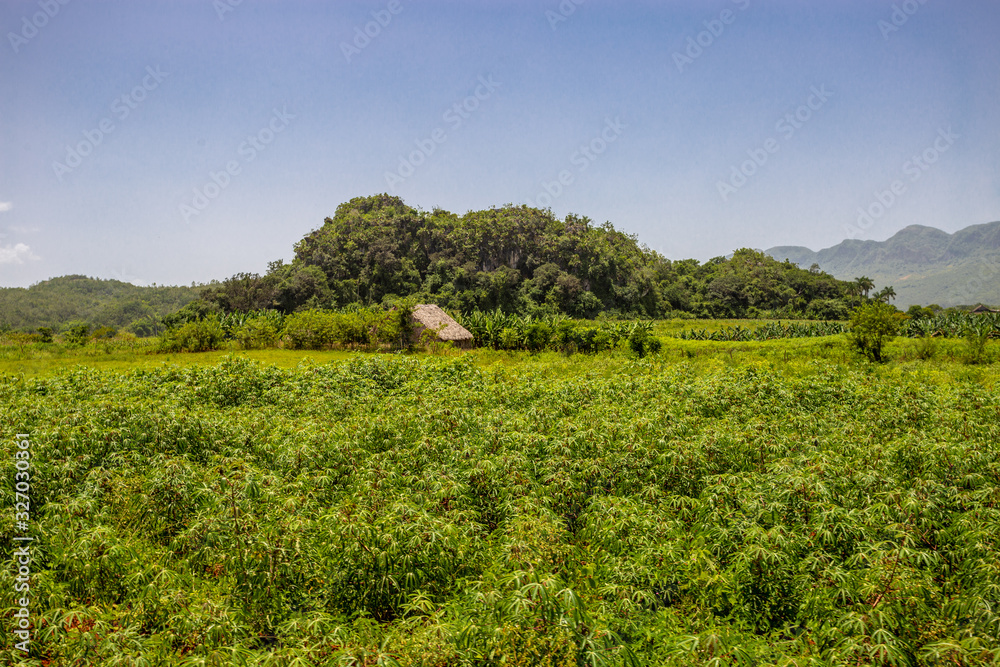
[412,304,474,342]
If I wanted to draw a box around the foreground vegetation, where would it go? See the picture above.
[2,340,999,665]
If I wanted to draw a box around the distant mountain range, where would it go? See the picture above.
[766,221,1000,309]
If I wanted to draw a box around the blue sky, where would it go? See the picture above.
[1,0,998,287]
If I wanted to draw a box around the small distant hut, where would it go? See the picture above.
[411,304,474,349]
[970,305,1000,314]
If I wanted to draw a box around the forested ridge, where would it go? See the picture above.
[203,194,854,320]
[1,195,860,333]
[0,275,200,333]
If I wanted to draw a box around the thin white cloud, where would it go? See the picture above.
[8,225,39,234]
[0,202,11,212]
[0,243,40,264]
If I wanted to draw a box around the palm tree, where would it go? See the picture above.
[845,282,862,307]
[875,285,896,303]
[855,276,875,300]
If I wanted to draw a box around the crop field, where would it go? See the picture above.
[2,340,999,665]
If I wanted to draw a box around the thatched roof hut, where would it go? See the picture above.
[411,304,474,348]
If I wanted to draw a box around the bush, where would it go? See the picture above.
[806,298,849,320]
[233,316,281,350]
[126,317,163,338]
[848,302,902,362]
[158,316,225,352]
[92,325,118,339]
[63,322,91,346]
[330,310,372,346]
[914,334,938,360]
[524,322,554,352]
[963,320,992,364]
[2,332,42,346]
[161,300,221,329]
[499,327,521,350]
[628,328,662,358]
[283,308,404,350]
[37,327,53,343]
[906,304,935,319]
[283,310,337,349]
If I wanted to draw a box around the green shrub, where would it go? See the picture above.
[524,322,553,352]
[63,322,91,346]
[914,334,938,360]
[1,331,42,346]
[963,320,992,364]
[126,316,163,338]
[577,327,612,353]
[158,315,224,352]
[282,307,404,350]
[36,326,53,343]
[161,300,221,329]
[283,309,337,349]
[92,325,117,339]
[806,298,849,320]
[628,327,662,358]
[233,316,280,350]
[499,327,521,350]
[330,311,371,346]
[847,301,902,362]
[906,304,935,319]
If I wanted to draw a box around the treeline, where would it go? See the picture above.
[156,305,663,357]
[0,275,200,334]
[200,194,856,320]
[157,305,414,353]
[457,310,663,356]
[0,195,886,335]
[676,321,848,341]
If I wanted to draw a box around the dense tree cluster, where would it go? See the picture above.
[203,195,854,319]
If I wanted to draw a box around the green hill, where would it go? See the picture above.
[202,194,855,320]
[0,275,202,333]
[766,221,1000,308]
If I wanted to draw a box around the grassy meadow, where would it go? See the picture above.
[1,325,999,665]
